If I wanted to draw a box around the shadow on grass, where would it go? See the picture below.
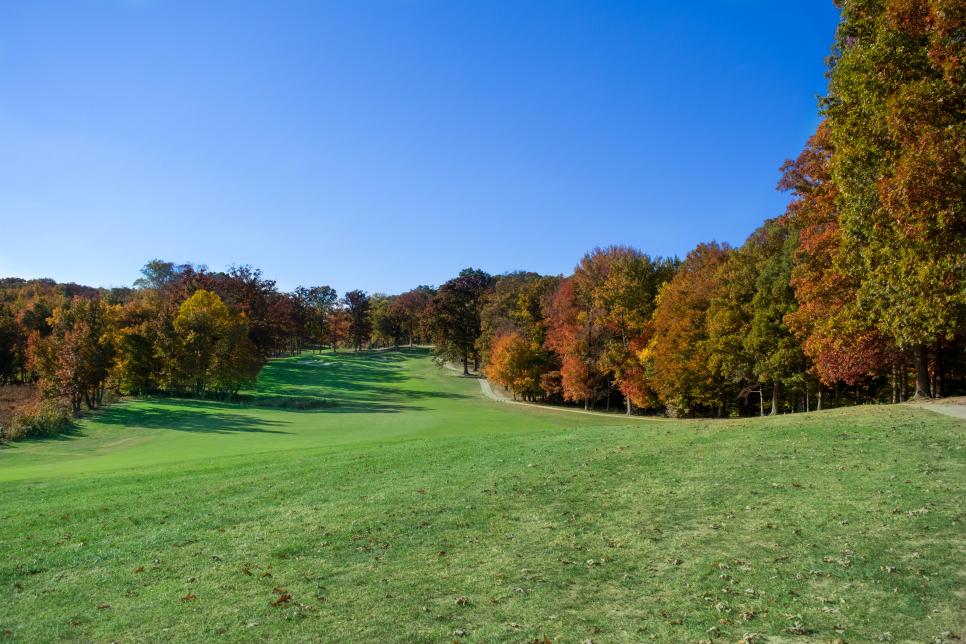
[252,347,469,412]
[155,398,433,415]
[92,402,291,435]
[0,425,87,448]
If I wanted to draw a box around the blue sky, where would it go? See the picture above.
[0,1,840,294]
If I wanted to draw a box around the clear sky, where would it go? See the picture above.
[0,1,841,294]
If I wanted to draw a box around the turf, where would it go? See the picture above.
[0,348,963,642]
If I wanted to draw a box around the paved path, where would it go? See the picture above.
[908,403,966,421]
[442,361,653,420]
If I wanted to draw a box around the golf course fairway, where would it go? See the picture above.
[1,348,963,641]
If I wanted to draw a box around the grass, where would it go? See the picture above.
[0,348,963,641]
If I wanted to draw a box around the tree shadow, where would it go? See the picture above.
[0,425,87,448]
[250,348,470,413]
[92,402,291,434]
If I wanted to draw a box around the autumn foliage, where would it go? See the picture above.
[1,0,964,426]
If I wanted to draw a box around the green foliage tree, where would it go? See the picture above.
[825,0,966,398]
[744,220,808,414]
[429,269,493,374]
[294,285,338,351]
[370,294,407,347]
[343,290,372,351]
[172,290,258,397]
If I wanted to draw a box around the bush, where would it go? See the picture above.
[1,401,73,442]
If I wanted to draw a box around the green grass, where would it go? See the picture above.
[1,348,963,641]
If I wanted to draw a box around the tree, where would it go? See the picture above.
[484,331,547,401]
[545,277,602,408]
[478,271,560,387]
[111,296,161,396]
[825,0,966,397]
[642,243,730,416]
[172,290,258,397]
[592,248,677,413]
[295,285,338,351]
[342,290,372,351]
[0,310,18,385]
[396,286,436,345]
[370,294,408,348]
[545,248,675,412]
[743,220,809,414]
[325,308,351,353]
[429,269,493,374]
[29,297,116,415]
[133,259,192,290]
[780,124,895,393]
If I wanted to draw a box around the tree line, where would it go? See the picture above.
[0,262,438,426]
[436,0,965,415]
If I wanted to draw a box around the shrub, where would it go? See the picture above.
[1,401,73,442]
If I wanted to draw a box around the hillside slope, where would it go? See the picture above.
[1,349,963,641]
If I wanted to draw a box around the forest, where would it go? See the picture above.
[1,0,964,438]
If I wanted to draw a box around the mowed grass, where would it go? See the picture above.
[1,349,963,642]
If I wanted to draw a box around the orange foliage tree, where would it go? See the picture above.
[642,242,730,416]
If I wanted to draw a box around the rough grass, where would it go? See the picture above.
[0,384,37,430]
[0,348,963,642]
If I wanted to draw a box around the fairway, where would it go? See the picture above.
[1,349,964,641]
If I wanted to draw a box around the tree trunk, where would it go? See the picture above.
[770,381,780,416]
[626,396,632,416]
[816,387,823,411]
[462,354,469,375]
[914,344,931,399]
[891,363,899,404]
[934,342,944,398]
